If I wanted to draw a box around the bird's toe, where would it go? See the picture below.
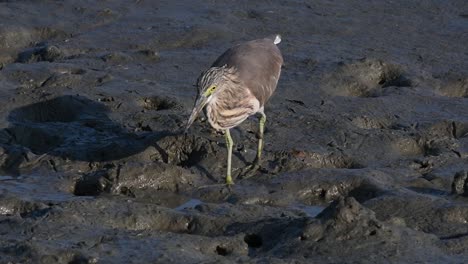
[240,162,261,179]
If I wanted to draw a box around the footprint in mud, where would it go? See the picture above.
[435,75,468,98]
[351,115,397,130]
[150,134,213,166]
[269,169,386,206]
[323,58,412,97]
[415,120,468,158]
[149,133,227,184]
[263,149,363,175]
[406,176,450,197]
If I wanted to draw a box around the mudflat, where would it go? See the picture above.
[0,1,467,263]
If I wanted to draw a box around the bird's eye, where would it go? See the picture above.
[210,86,216,92]
[204,86,216,96]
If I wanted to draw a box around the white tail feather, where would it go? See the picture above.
[274,34,281,45]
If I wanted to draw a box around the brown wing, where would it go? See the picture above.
[212,35,283,107]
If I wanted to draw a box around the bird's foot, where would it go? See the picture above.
[197,182,234,190]
[226,177,235,185]
[197,176,235,189]
[240,159,262,180]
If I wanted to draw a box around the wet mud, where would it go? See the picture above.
[0,0,467,263]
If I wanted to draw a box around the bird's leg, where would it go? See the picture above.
[242,112,266,179]
[225,129,234,185]
[254,112,267,165]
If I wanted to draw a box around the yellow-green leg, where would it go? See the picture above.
[225,129,234,185]
[242,112,266,179]
[255,112,267,164]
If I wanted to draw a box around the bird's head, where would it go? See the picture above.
[185,66,231,132]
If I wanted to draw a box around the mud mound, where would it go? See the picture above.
[16,43,64,63]
[223,197,446,262]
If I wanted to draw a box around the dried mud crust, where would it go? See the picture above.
[0,0,467,263]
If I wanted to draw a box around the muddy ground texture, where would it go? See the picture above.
[0,0,468,263]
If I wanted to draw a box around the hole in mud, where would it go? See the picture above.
[19,208,50,218]
[319,189,327,199]
[215,245,228,256]
[119,186,136,198]
[423,142,441,156]
[379,72,412,88]
[348,183,381,203]
[244,234,263,248]
[187,220,197,232]
[73,170,112,196]
[74,180,102,196]
[143,96,180,111]
[452,121,468,139]
[153,134,213,168]
[71,68,86,75]
[178,148,208,167]
[69,254,94,264]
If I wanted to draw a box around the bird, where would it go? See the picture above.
[185,34,283,185]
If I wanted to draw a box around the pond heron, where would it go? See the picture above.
[185,35,283,185]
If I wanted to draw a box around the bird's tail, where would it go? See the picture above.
[267,34,281,45]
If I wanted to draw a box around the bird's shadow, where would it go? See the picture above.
[0,95,173,175]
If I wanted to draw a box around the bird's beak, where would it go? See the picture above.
[185,95,209,133]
